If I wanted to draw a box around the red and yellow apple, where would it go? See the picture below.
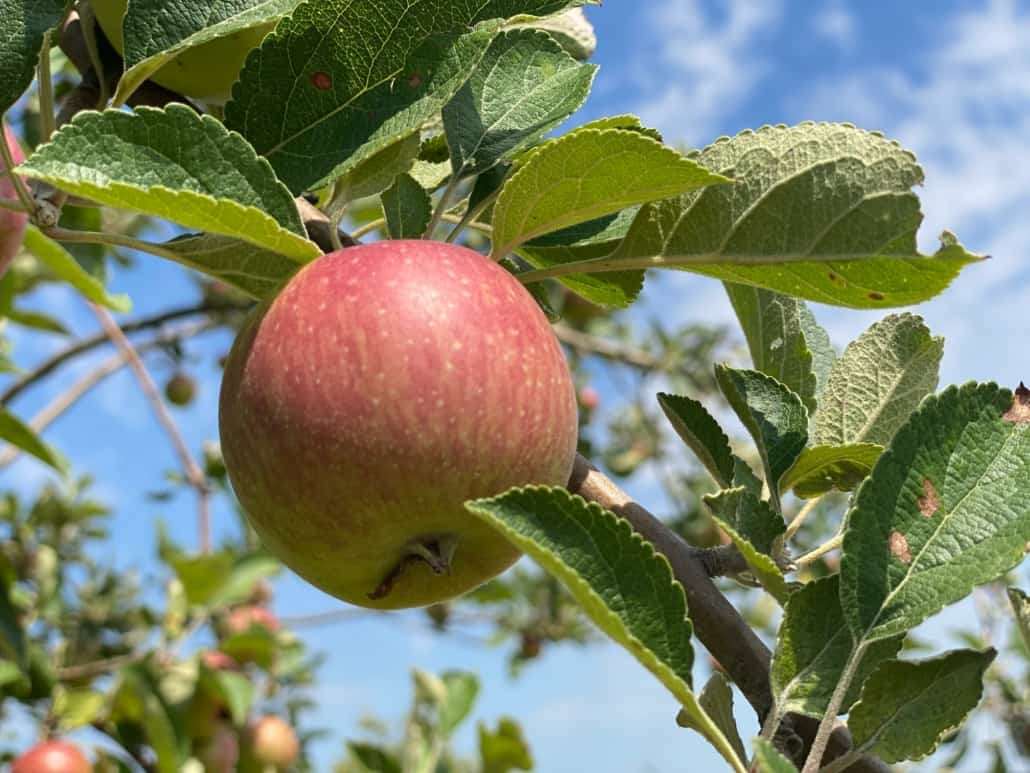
[1,124,27,278]
[225,604,280,636]
[11,740,92,773]
[197,722,239,773]
[245,716,299,769]
[219,241,578,609]
[92,0,275,103]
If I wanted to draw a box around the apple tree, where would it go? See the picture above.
[1,2,1029,772]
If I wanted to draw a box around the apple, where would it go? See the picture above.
[219,240,578,610]
[92,0,275,103]
[225,604,280,635]
[164,372,197,406]
[11,740,92,773]
[1,124,27,278]
[578,386,601,412]
[197,722,239,773]
[246,716,299,769]
[201,649,241,671]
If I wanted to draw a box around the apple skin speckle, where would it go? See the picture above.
[219,240,579,609]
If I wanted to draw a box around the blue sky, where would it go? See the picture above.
[4,1,1030,770]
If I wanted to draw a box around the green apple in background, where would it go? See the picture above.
[219,241,579,610]
[1,125,27,278]
[92,0,276,103]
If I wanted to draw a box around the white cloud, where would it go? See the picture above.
[635,0,784,145]
[811,1,858,52]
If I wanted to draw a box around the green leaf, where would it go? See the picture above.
[466,487,746,772]
[841,383,1030,644]
[799,306,835,403]
[225,0,592,192]
[492,128,729,258]
[714,365,808,509]
[0,0,65,114]
[0,659,21,688]
[1007,587,1030,653]
[770,575,903,718]
[4,308,70,335]
[814,313,943,447]
[439,671,480,737]
[328,132,421,213]
[780,443,883,499]
[751,738,799,772]
[208,553,281,608]
[657,392,735,488]
[160,232,299,299]
[348,742,402,773]
[116,663,184,773]
[53,686,106,730]
[847,649,995,763]
[20,105,318,261]
[541,123,984,309]
[218,627,278,668]
[113,0,298,106]
[509,7,596,60]
[676,672,747,765]
[517,207,644,307]
[443,29,597,178]
[382,174,433,239]
[198,666,255,726]
[724,284,819,411]
[171,552,235,607]
[0,572,26,666]
[479,718,533,773]
[703,487,789,603]
[0,406,67,474]
[22,226,130,311]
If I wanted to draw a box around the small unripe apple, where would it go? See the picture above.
[11,740,92,773]
[201,649,241,671]
[246,716,299,769]
[219,241,578,609]
[1,124,28,277]
[164,372,197,406]
[92,0,275,103]
[225,604,280,636]
[578,386,601,412]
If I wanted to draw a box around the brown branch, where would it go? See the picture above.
[89,304,212,553]
[296,197,359,253]
[1,304,227,406]
[567,455,890,773]
[553,323,664,369]
[0,319,218,469]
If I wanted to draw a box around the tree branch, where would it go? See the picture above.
[89,304,212,553]
[553,323,664,369]
[567,454,890,773]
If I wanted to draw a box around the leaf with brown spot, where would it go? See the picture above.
[917,479,939,518]
[841,383,1030,644]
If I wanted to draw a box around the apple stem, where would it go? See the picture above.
[367,535,459,600]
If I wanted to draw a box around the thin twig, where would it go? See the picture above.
[423,174,463,239]
[88,304,212,553]
[2,304,224,405]
[38,31,56,141]
[794,532,844,570]
[0,319,218,469]
[785,496,823,540]
[553,323,663,369]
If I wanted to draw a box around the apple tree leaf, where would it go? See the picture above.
[348,743,402,773]
[19,105,319,262]
[676,672,748,766]
[814,313,943,447]
[509,7,596,60]
[171,552,235,607]
[160,233,299,299]
[724,284,820,411]
[1007,587,1030,653]
[491,128,729,258]
[53,686,106,731]
[0,0,65,114]
[714,365,808,510]
[198,665,255,726]
[0,406,67,474]
[466,486,746,772]
[799,306,835,402]
[21,226,131,311]
[112,0,300,106]
[327,132,421,215]
[225,0,593,193]
[382,174,433,240]
[439,671,481,737]
[657,392,735,488]
[443,29,596,179]
[208,553,282,608]
[751,739,799,773]
[780,443,883,499]
[770,575,902,719]
[841,383,1030,644]
[847,649,995,763]
[528,123,984,309]
[703,487,789,603]
[115,662,183,773]
[479,717,533,773]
